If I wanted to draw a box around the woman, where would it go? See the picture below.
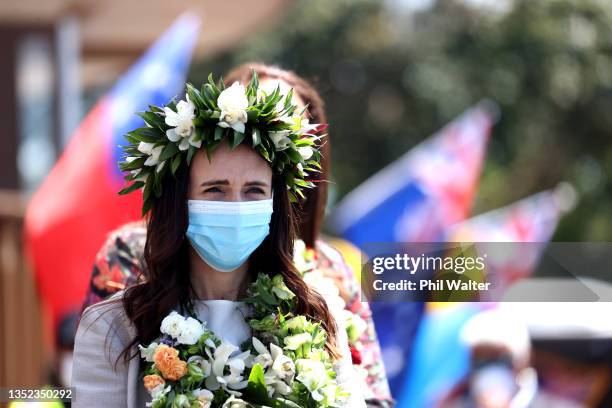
[80,64,392,406]
[72,73,365,407]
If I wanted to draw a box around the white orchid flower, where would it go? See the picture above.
[264,375,292,397]
[192,388,214,408]
[252,337,295,380]
[146,384,171,407]
[221,395,249,408]
[271,348,295,381]
[187,355,212,377]
[268,130,292,151]
[253,353,273,369]
[130,170,148,184]
[251,339,295,396]
[164,95,200,151]
[217,82,248,133]
[138,342,158,362]
[211,342,239,377]
[138,142,164,167]
[298,117,320,134]
[295,359,330,402]
[217,362,248,391]
[207,342,250,391]
[297,146,313,160]
[283,332,312,351]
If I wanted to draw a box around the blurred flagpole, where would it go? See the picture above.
[24,13,201,329]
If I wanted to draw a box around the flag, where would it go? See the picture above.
[331,101,497,246]
[448,184,577,288]
[24,13,201,328]
[329,102,496,396]
[448,184,576,242]
[398,185,576,408]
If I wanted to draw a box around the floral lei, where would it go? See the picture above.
[139,272,347,408]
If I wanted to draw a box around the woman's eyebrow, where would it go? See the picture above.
[200,179,229,187]
[244,181,269,187]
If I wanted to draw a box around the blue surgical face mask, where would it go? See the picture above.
[186,199,273,272]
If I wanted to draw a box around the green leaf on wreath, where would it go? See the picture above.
[118,181,144,195]
[232,130,245,148]
[245,363,269,403]
[159,142,179,162]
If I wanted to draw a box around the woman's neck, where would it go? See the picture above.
[188,248,250,300]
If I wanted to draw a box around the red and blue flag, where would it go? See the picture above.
[24,13,200,328]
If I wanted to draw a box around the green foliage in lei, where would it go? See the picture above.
[118,71,324,215]
[142,273,344,408]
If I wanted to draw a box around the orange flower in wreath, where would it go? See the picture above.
[153,344,188,381]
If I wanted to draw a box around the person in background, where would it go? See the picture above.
[437,308,538,408]
[79,62,393,407]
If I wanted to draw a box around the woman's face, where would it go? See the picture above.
[188,142,272,202]
[188,77,304,203]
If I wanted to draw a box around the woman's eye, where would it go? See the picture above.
[246,188,265,195]
[204,187,223,193]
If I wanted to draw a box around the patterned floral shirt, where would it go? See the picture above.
[81,222,394,407]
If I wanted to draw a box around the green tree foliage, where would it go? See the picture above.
[190,0,612,240]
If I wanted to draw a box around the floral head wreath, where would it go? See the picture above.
[119,71,326,215]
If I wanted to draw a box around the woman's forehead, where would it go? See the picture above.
[190,143,272,184]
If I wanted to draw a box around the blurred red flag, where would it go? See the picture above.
[447,184,577,288]
[24,14,200,327]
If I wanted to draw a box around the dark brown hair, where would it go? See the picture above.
[117,139,339,365]
[225,62,330,248]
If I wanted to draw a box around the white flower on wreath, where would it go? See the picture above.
[160,311,184,338]
[138,142,163,167]
[159,311,205,345]
[145,384,171,407]
[298,146,313,160]
[257,79,294,116]
[271,274,295,300]
[138,341,158,362]
[268,130,292,151]
[283,332,312,351]
[252,338,296,383]
[217,82,249,134]
[164,95,201,151]
[192,388,214,408]
[188,355,212,377]
[222,395,249,408]
[284,114,319,136]
[295,359,333,402]
[177,316,205,345]
[126,156,149,184]
[206,341,250,392]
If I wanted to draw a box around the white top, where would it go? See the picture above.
[192,299,251,346]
